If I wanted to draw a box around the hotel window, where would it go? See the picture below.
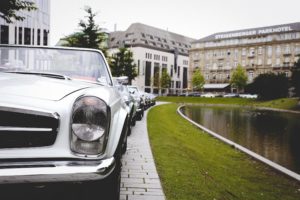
[226,62,230,68]
[227,74,230,80]
[205,63,210,69]
[258,58,262,65]
[32,28,35,45]
[177,66,180,78]
[276,45,281,56]
[205,74,209,80]
[14,27,17,44]
[275,58,280,66]
[267,58,272,65]
[19,27,23,45]
[234,49,239,59]
[267,46,272,57]
[43,30,48,46]
[285,71,289,77]
[242,48,246,56]
[234,62,238,67]
[0,25,9,44]
[249,71,254,81]
[284,45,290,54]
[24,28,31,45]
[258,47,263,55]
[242,60,246,67]
[37,29,41,45]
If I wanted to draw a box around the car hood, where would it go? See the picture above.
[0,73,97,101]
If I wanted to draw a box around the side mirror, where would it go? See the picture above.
[116,76,128,84]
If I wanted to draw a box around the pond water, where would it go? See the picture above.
[181,105,300,174]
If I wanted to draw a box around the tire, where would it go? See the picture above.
[121,117,129,154]
[131,115,136,126]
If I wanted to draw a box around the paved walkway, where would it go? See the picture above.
[120,104,166,200]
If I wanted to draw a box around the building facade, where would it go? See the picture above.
[189,22,300,88]
[0,0,50,46]
[108,23,195,94]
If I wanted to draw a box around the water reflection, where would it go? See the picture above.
[181,106,300,174]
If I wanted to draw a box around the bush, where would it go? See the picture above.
[246,73,289,100]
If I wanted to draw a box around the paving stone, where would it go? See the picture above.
[120,103,166,199]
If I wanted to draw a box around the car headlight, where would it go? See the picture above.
[70,96,109,155]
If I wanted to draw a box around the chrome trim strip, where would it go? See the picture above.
[0,126,53,132]
[0,157,115,184]
[0,105,60,119]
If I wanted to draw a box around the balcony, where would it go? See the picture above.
[283,51,291,56]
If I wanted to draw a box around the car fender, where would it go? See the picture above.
[105,103,128,158]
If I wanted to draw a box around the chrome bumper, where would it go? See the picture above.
[0,157,115,184]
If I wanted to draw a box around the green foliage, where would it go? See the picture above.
[0,0,36,23]
[153,71,160,87]
[109,47,137,84]
[192,69,205,91]
[62,6,107,55]
[230,64,248,93]
[291,58,300,97]
[160,69,171,89]
[148,104,300,200]
[249,73,289,100]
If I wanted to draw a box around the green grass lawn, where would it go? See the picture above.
[148,104,300,200]
[156,96,300,111]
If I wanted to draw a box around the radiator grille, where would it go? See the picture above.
[0,110,59,148]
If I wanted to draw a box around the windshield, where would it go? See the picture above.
[0,46,112,85]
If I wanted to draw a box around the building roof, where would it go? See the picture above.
[194,22,300,43]
[108,23,196,56]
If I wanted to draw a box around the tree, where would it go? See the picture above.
[109,47,137,84]
[0,0,36,23]
[160,70,171,89]
[230,64,248,93]
[248,73,289,100]
[192,69,205,91]
[62,6,107,55]
[291,58,300,97]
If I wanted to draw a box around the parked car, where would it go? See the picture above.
[239,94,258,99]
[0,45,128,199]
[148,93,157,106]
[127,85,145,120]
[187,92,201,97]
[201,93,216,98]
[223,93,239,98]
[113,77,137,132]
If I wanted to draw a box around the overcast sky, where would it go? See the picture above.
[50,0,300,45]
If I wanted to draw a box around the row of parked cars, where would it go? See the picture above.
[0,45,155,199]
[173,92,258,98]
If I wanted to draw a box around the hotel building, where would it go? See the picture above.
[0,0,50,46]
[189,22,300,88]
[108,23,195,94]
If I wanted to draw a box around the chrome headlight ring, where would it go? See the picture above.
[70,96,110,156]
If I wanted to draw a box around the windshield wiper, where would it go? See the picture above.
[5,71,71,80]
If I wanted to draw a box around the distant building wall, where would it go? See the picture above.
[189,22,300,89]
[108,23,195,94]
[0,0,50,46]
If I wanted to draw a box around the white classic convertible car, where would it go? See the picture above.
[0,45,129,199]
